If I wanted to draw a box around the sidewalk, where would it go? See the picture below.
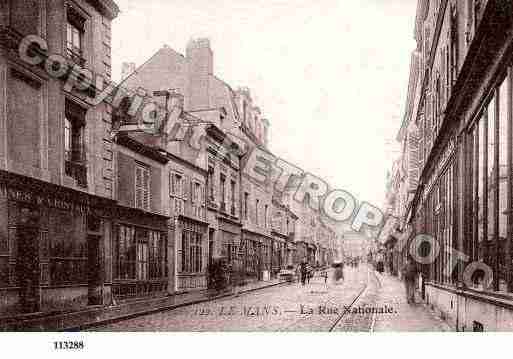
[371,273,451,332]
[0,278,285,332]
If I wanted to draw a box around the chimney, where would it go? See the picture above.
[187,38,213,110]
[121,62,136,81]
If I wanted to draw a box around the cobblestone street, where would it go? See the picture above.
[92,265,448,332]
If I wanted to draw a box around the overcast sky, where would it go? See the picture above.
[111,0,417,208]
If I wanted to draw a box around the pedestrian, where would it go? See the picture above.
[306,264,312,284]
[402,257,418,304]
[299,260,307,286]
[321,268,328,284]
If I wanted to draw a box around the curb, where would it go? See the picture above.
[68,280,287,331]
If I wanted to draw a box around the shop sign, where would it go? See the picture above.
[7,188,88,213]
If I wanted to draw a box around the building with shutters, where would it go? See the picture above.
[0,0,120,315]
[119,39,276,283]
[393,0,513,331]
[112,132,170,301]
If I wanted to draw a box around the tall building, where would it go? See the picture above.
[396,0,513,331]
[0,0,120,314]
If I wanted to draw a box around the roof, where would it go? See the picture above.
[116,133,169,164]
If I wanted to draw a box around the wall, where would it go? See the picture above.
[426,283,513,331]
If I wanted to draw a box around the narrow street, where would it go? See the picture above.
[92,265,447,332]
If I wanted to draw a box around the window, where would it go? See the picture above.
[450,5,459,85]
[64,100,87,187]
[49,211,87,285]
[220,174,226,211]
[207,165,214,201]
[230,180,236,216]
[149,231,166,279]
[136,230,148,280]
[66,7,85,61]
[180,222,204,273]
[244,192,249,220]
[256,199,260,225]
[116,225,166,281]
[170,172,185,216]
[191,181,205,219]
[171,172,184,197]
[264,205,268,228]
[135,164,150,211]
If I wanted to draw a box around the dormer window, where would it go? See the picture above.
[66,7,86,63]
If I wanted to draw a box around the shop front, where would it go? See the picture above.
[175,216,208,292]
[218,218,242,284]
[294,241,308,265]
[112,206,169,301]
[0,171,114,315]
[271,234,286,278]
[307,243,317,266]
[242,230,271,281]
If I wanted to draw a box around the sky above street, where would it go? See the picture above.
[111,0,417,208]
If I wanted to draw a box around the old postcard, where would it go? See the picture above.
[1,1,513,350]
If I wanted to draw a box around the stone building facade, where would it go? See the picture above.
[393,0,513,331]
[0,0,120,315]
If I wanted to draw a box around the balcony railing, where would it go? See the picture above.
[66,47,86,67]
[207,196,217,209]
[65,160,87,188]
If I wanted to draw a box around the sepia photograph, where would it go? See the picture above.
[1,0,513,352]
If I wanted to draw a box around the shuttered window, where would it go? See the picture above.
[135,164,150,211]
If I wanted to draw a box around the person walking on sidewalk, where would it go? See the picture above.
[299,260,308,286]
[402,257,418,304]
[321,268,328,284]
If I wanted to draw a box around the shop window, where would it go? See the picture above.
[180,222,204,274]
[116,225,166,281]
[497,75,509,288]
[0,257,9,287]
[486,95,496,264]
[117,225,136,279]
[135,164,150,211]
[477,112,486,262]
[49,211,87,285]
[64,100,87,187]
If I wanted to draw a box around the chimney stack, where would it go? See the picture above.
[186,38,213,110]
